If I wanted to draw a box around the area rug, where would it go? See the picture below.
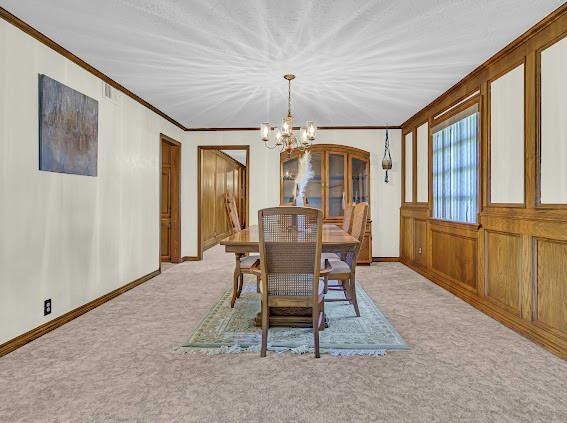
[181,283,408,356]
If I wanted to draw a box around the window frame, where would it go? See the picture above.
[430,96,482,226]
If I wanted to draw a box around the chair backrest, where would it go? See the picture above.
[342,203,355,233]
[351,203,369,244]
[342,202,369,265]
[225,192,241,232]
[258,207,323,298]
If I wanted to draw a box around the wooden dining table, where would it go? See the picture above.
[220,223,359,329]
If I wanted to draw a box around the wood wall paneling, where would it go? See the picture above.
[413,219,427,268]
[535,238,567,339]
[400,6,567,358]
[200,149,247,251]
[400,216,413,262]
[484,231,521,316]
[431,228,477,290]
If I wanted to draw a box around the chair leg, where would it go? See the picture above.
[230,270,240,308]
[256,274,261,293]
[350,275,360,317]
[237,274,244,297]
[261,298,269,357]
[323,275,328,294]
[313,303,321,358]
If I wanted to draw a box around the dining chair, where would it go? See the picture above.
[258,206,325,358]
[322,203,355,264]
[324,202,369,317]
[225,191,241,233]
[225,192,261,308]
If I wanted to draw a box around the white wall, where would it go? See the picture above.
[416,123,429,203]
[490,64,525,204]
[0,20,185,344]
[404,132,413,202]
[182,129,402,258]
[541,36,567,204]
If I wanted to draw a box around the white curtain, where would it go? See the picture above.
[432,113,478,224]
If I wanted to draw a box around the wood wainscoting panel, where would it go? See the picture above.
[413,219,427,268]
[431,229,477,290]
[484,231,522,315]
[401,216,413,261]
[535,238,567,339]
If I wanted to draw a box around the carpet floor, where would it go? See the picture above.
[0,245,565,422]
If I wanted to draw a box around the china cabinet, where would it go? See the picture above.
[280,144,372,264]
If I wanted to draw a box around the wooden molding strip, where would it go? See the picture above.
[182,256,200,261]
[402,2,567,129]
[0,269,160,358]
[0,7,188,131]
[187,126,401,131]
[372,257,401,262]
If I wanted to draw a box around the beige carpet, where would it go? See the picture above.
[0,246,565,423]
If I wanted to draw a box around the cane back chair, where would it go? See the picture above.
[258,206,324,358]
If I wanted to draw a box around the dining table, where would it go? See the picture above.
[220,223,359,329]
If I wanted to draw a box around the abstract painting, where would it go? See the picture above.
[39,74,98,176]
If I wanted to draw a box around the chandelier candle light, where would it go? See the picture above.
[260,74,317,155]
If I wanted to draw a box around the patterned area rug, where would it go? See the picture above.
[182,283,408,356]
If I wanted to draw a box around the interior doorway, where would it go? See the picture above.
[160,134,181,263]
[198,145,249,259]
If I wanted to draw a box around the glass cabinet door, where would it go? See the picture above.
[327,153,346,217]
[304,152,322,210]
[351,154,369,204]
[281,152,322,208]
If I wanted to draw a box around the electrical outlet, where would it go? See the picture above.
[44,299,52,316]
[418,247,422,254]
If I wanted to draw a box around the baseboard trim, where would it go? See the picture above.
[182,256,200,261]
[372,257,400,262]
[400,260,566,360]
[0,269,160,358]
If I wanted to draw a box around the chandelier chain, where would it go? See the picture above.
[287,79,292,117]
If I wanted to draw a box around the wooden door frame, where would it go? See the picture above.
[160,134,182,265]
[197,145,250,260]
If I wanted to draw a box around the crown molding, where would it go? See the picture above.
[187,125,401,131]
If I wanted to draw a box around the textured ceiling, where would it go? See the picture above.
[1,0,564,127]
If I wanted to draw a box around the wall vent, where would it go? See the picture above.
[102,82,116,102]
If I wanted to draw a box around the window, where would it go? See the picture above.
[432,106,479,223]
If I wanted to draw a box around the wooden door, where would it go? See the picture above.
[160,136,181,262]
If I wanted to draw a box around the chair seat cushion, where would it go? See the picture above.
[329,259,351,276]
[240,255,260,269]
[321,252,340,261]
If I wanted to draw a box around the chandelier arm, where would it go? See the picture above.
[262,137,282,150]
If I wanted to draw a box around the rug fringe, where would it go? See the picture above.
[177,345,387,357]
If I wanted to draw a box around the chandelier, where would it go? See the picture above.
[260,74,317,156]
